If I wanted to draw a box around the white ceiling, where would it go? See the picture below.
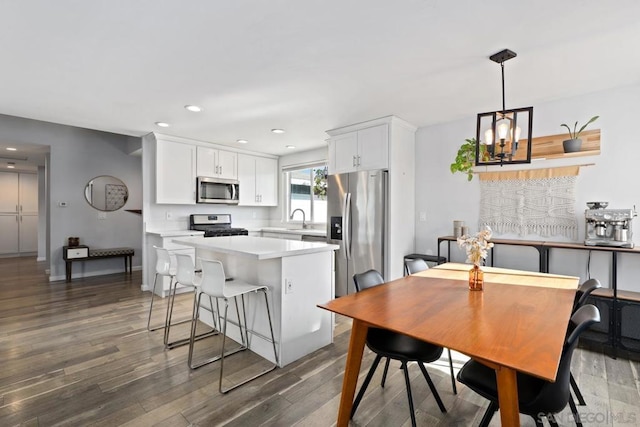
[1,0,640,169]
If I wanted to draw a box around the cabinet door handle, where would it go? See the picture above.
[352,155,357,167]
[357,155,361,166]
[219,166,223,175]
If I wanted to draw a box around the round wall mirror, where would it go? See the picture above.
[84,175,128,211]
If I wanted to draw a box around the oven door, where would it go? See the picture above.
[196,177,239,204]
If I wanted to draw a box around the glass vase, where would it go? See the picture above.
[469,264,484,291]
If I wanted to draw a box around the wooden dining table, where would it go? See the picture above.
[317,262,579,426]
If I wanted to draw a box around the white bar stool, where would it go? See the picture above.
[164,254,217,349]
[147,246,178,331]
[188,258,278,394]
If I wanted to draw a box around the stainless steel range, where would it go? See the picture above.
[189,214,248,237]
[584,202,636,248]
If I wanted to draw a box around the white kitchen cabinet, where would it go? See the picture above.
[0,172,38,254]
[156,139,196,204]
[0,172,19,212]
[19,173,38,214]
[19,214,38,252]
[327,123,388,174]
[196,146,237,180]
[238,154,278,206]
[0,214,19,254]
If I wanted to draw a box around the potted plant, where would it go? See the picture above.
[561,115,599,153]
[450,138,482,181]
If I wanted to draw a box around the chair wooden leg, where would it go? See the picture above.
[570,371,586,405]
[479,401,498,427]
[417,362,446,413]
[380,357,390,387]
[351,354,383,419]
[447,348,457,394]
[401,361,418,427]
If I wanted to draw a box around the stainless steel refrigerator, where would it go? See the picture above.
[327,170,386,296]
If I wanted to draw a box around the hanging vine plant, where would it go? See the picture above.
[450,138,480,181]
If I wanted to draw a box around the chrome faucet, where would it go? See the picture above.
[290,208,308,229]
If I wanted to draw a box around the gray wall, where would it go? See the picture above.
[415,83,640,292]
[0,114,143,281]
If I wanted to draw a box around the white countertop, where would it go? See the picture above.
[260,227,327,237]
[146,229,205,237]
[173,235,338,260]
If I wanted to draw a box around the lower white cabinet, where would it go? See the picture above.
[0,215,19,254]
[19,214,38,253]
[0,214,36,254]
[238,154,278,206]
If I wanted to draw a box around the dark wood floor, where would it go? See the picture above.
[0,257,638,426]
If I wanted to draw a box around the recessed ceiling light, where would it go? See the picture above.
[184,105,202,112]
[155,122,170,128]
[7,162,15,169]
[236,139,248,144]
[286,145,296,149]
[271,128,285,134]
[6,147,17,151]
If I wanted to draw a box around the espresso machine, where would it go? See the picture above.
[584,202,636,248]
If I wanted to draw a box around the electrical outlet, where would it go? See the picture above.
[98,212,107,220]
[252,211,257,219]
[285,279,293,294]
[166,211,172,220]
[419,212,427,222]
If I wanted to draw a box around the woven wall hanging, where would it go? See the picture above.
[478,166,579,238]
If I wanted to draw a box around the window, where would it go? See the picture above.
[284,163,327,225]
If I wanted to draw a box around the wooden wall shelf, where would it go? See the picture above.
[531,129,600,160]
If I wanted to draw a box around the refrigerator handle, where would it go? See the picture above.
[344,192,352,260]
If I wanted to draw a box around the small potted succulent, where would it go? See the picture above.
[561,115,599,153]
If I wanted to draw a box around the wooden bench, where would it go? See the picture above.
[63,246,135,282]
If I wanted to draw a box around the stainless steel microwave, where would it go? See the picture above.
[196,177,239,204]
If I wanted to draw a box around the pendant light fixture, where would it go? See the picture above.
[476,49,533,166]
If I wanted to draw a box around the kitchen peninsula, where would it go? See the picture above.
[173,235,339,366]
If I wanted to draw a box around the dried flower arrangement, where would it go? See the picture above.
[457,226,495,267]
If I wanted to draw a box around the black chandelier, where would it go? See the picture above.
[475,49,533,166]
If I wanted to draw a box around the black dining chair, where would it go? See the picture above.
[457,304,600,427]
[570,278,601,406]
[404,257,429,275]
[350,269,446,427]
[403,257,458,395]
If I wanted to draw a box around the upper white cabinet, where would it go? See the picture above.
[238,154,278,206]
[19,173,38,214]
[327,123,389,174]
[196,146,238,180]
[156,139,196,204]
[0,172,19,212]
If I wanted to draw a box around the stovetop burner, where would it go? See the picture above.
[190,214,248,237]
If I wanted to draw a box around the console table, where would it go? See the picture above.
[437,236,640,356]
[63,246,135,282]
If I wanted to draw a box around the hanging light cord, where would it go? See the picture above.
[500,61,506,113]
